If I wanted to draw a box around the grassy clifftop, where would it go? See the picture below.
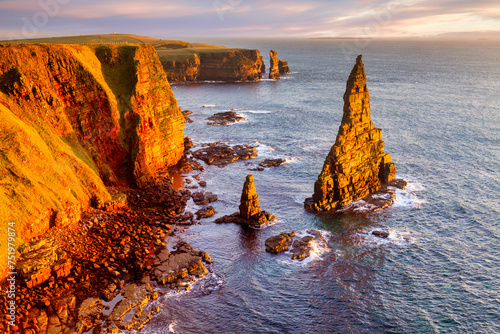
[1,34,264,82]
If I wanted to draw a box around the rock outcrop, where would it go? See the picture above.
[279,59,291,75]
[269,50,291,79]
[305,55,404,213]
[191,142,258,167]
[0,43,184,279]
[265,230,327,260]
[207,111,245,125]
[162,49,265,82]
[215,175,276,227]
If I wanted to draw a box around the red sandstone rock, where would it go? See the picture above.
[0,44,184,279]
[269,50,291,79]
[305,55,402,212]
[162,49,264,82]
[239,175,261,219]
[215,175,277,227]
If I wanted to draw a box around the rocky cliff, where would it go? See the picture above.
[305,55,397,212]
[161,49,265,82]
[0,43,184,279]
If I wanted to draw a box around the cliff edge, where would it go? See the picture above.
[0,43,184,279]
[305,55,401,212]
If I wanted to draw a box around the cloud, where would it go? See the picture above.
[0,0,499,38]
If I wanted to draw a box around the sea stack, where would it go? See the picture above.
[215,175,277,226]
[269,50,281,79]
[239,175,261,218]
[269,50,291,79]
[304,55,404,213]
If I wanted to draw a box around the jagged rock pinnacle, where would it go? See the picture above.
[239,174,261,219]
[305,55,398,212]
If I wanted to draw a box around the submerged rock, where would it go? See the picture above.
[372,231,390,239]
[207,111,245,125]
[255,158,287,171]
[305,55,405,213]
[215,175,277,227]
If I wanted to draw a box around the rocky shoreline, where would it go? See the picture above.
[0,178,214,333]
[0,48,407,334]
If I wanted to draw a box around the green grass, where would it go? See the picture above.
[0,33,253,66]
[156,47,246,62]
[0,34,179,46]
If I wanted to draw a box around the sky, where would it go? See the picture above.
[0,0,499,40]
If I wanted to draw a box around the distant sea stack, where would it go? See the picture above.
[269,50,291,79]
[304,55,405,213]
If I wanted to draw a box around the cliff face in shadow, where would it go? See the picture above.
[161,49,265,82]
[0,44,184,278]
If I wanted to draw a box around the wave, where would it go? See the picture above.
[392,180,426,209]
[237,109,277,114]
[202,104,219,108]
[253,141,276,155]
[277,229,331,266]
[356,228,414,247]
[338,199,380,213]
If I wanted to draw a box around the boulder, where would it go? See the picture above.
[265,230,326,261]
[305,55,405,213]
[195,206,215,220]
[265,232,295,253]
[372,231,390,239]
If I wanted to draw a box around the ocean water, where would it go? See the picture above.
[144,39,500,333]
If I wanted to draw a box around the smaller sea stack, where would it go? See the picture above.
[215,174,276,227]
[305,55,405,213]
[269,50,291,79]
[239,175,261,218]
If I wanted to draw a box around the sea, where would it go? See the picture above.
[141,38,500,333]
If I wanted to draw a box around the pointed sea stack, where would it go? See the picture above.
[215,174,277,226]
[304,55,405,213]
[239,175,261,218]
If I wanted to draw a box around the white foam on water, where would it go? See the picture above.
[202,104,219,108]
[357,228,414,247]
[277,230,331,266]
[200,80,226,84]
[338,200,379,213]
[392,180,426,209]
[260,78,278,82]
[238,109,277,114]
[253,141,276,155]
